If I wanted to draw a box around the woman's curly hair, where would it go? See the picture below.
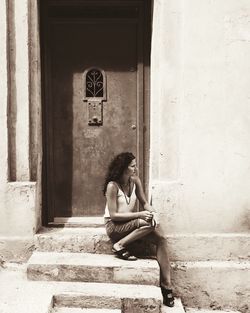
[103,152,135,195]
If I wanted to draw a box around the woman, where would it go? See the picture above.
[103,152,175,307]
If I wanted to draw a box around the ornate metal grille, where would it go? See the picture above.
[86,69,103,97]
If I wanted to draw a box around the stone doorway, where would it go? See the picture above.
[40,0,151,224]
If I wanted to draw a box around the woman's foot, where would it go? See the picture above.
[160,286,175,307]
[112,243,137,261]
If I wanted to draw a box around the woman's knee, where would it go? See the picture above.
[138,218,155,230]
[153,230,168,244]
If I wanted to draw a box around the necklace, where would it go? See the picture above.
[120,178,131,205]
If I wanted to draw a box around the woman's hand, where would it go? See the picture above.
[138,210,153,222]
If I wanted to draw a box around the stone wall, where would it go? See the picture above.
[0,0,41,262]
[151,0,250,234]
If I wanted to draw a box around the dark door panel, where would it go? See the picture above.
[41,1,150,220]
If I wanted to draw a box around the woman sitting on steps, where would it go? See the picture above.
[103,152,175,307]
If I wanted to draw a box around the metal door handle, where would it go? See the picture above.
[131,125,136,130]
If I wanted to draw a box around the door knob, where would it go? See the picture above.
[131,125,136,130]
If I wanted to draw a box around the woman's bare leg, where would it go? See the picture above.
[154,225,172,288]
[113,219,154,249]
[112,220,172,288]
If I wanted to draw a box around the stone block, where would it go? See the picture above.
[53,293,161,313]
[52,282,162,312]
[53,309,121,313]
[36,228,250,261]
[27,251,160,286]
[54,294,121,310]
[172,261,250,313]
[121,297,161,313]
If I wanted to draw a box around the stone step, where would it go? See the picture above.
[185,309,241,313]
[173,260,250,313]
[27,251,160,286]
[36,227,113,255]
[54,294,185,313]
[27,250,250,311]
[36,227,250,261]
[53,309,121,313]
[0,268,163,313]
[52,282,162,313]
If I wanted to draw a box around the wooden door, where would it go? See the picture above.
[41,1,150,221]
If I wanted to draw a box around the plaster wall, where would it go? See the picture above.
[151,0,250,233]
[0,0,41,262]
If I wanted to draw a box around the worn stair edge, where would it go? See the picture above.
[35,227,155,257]
[51,281,162,313]
[53,293,161,313]
[185,309,242,313]
[53,308,121,313]
[53,298,186,313]
[27,251,160,286]
[35,228,250,261]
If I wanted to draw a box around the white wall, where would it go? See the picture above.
[0,0,39,262]
[151,0,250,233]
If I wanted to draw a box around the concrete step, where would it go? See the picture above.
[36,227,250,261]
[36,227,113,255]
[53,309,121,313]
[52,282,162,313]
[35,227,155,257]
[173,260,250,313]
[27,250,250,311]
[53,297,186,313]
[0,268,163,313]
[27,251,160,285]
[185,309,241,313]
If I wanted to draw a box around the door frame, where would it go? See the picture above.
[40,0,151,225]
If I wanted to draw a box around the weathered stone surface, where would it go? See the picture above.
[52,282,162,312]
[54,294,121,310]
[1,182,37,237]
[54,293,161,313]
[186,309,241,313]
[54,309,121,313]
[172,261,250,313]
[27,251,160,285]
[0,268,162,313]
[36,228,250,261]
[0,269,54,313]
[122,297,161,313]
[0,236,35,263]
[36,227,112,255]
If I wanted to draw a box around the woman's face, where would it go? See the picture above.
[126,159,137,177]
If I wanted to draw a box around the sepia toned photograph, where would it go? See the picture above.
[0,0,249,313]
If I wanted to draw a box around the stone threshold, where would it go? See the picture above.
[51,217,104,228]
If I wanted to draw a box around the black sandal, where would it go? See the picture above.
[112,246,137,261]
[161,287,175,307]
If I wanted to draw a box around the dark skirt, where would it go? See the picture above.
[104,218,140,243]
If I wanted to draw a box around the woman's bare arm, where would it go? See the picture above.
[106,182,152,221]
[134,176,156,212]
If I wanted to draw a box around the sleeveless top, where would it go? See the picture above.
[104,181,137,218]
